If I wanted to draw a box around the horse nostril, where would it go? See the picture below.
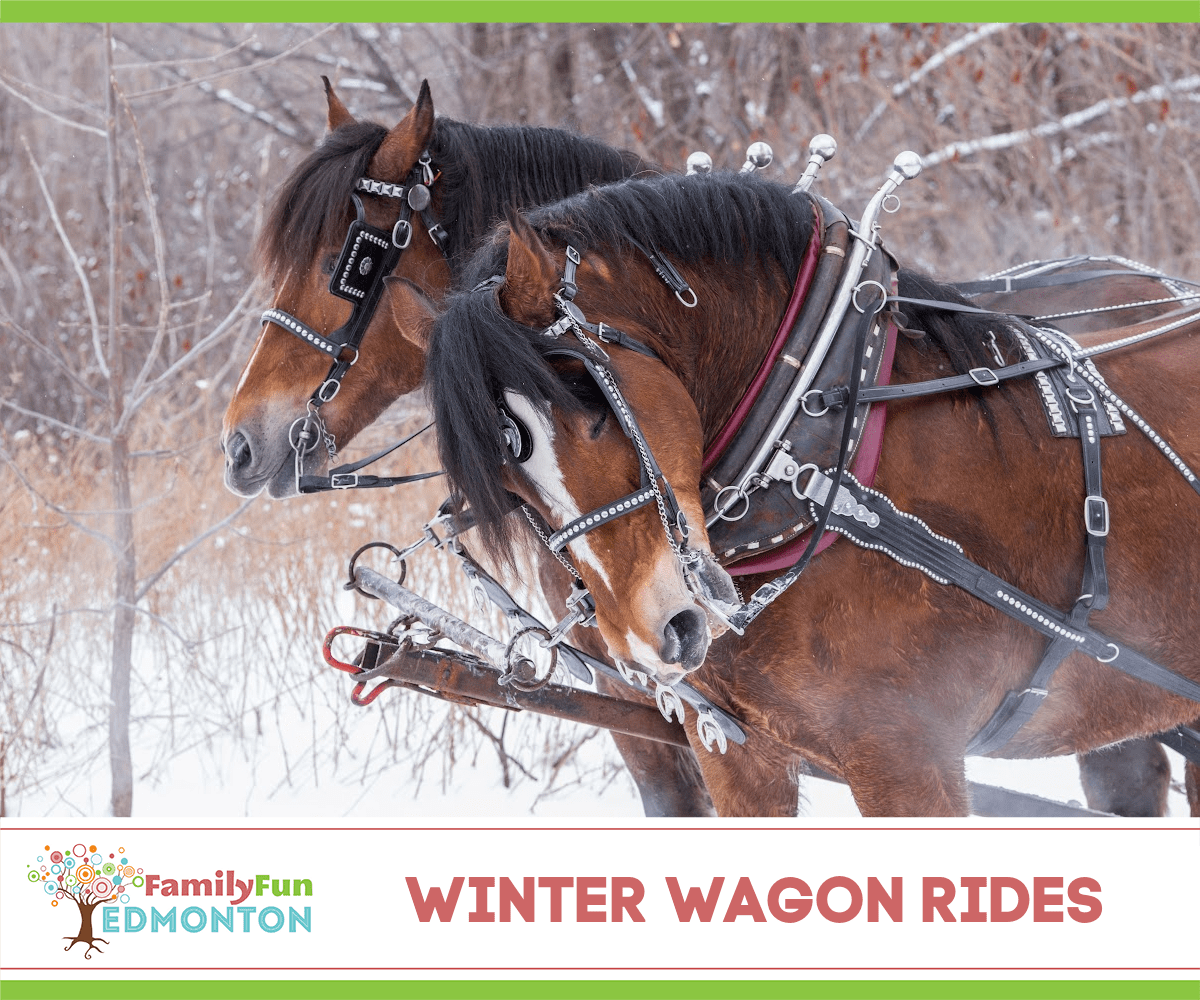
[662,607,709,669]
[225,430,252,471]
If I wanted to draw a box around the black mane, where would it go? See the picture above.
[256,115,649,284]
[427,170,822,558]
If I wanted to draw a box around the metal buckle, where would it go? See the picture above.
[392,218,412,249]
[1085,495,1109,536]
[1067,385,1096,411]
[331,473,359,489]
[968,367,1000,386]
[316,378,341,403]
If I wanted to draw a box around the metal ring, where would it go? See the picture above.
[1066,385,1095,406]
[500,626,558,690]
[1097,642,1120,663]
[288,414,321,455]
[881,192,901,214]
[801,388,830,417]
[789,463,821,502]
[852,279,888,315]
[676,287,699,308]
[713,484,750,522]
[344,541,407,599]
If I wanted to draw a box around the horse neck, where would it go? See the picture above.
[664,260,796,447]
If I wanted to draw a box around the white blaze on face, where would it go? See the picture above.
[234,334,267,395]
[503,392,613,592]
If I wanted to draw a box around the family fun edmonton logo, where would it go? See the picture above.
[27,840,142,959]
[27,837,313,960]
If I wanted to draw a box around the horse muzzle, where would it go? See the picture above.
[659,605,710,676]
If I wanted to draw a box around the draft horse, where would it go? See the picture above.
[414,169,1200,816]
[219,79,714,817]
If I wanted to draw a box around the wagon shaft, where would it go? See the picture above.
[364,646,689,747]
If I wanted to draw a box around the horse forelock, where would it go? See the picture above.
[426,281,587,567]
[255,121,390,285]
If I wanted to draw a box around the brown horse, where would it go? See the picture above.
[963,262,1200,817]
[415,169,1200,816]
[219,81,714,816]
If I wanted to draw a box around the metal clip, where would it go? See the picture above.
[764,448,819,502]
[696,710,729,754]
[655,683,685,723]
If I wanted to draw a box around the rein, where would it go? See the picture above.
[265,152,448,494]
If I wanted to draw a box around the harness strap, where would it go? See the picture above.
[813,355,1063,410]
[296,422,443,494]
[805,470,1200,709]
[952,267,1178,295]
[1156,724,1200,766]
[546,488,660,552]
[967,384,1109,755]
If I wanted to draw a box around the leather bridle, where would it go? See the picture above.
[483,246,739,639]
[262,152,448,493]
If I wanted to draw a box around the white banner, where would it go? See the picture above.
[2,818,1197,982]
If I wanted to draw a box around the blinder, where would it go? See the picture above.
[498,402,534,463]
[259,152,450,494]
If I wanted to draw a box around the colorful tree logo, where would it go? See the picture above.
[27,841,142,959]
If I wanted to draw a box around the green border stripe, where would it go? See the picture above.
[3,2,1198,22]
[2,982,1199,1000]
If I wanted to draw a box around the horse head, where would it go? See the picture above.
[416,209,739,685]
[222,79,449,498]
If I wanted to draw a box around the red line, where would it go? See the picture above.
[4,826,1195,832]
[4,967,1200,972]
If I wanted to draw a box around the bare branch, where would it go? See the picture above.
[922,73,1200,168]
[122,24,337,104]
[117,83,173,423]
[854,24,1014,144]
[135,497,256,602]
[0,450,119,555]
[114,33,259,71]
[0,400,110,444]
[125,281,261,413]
[0,73,106,137]
[21,136,109,381]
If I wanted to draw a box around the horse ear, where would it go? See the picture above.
[322,76,356,132]
[369,79,436,182]
[500,214,560,328]
[384,276,438,350]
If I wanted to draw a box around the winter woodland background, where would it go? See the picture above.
[2,22,1198,818]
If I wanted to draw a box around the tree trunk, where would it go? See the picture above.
[64,900,108,959]
[103,24,134,819]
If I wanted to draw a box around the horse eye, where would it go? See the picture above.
[589,409,608,439]
[320,253,337,276]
